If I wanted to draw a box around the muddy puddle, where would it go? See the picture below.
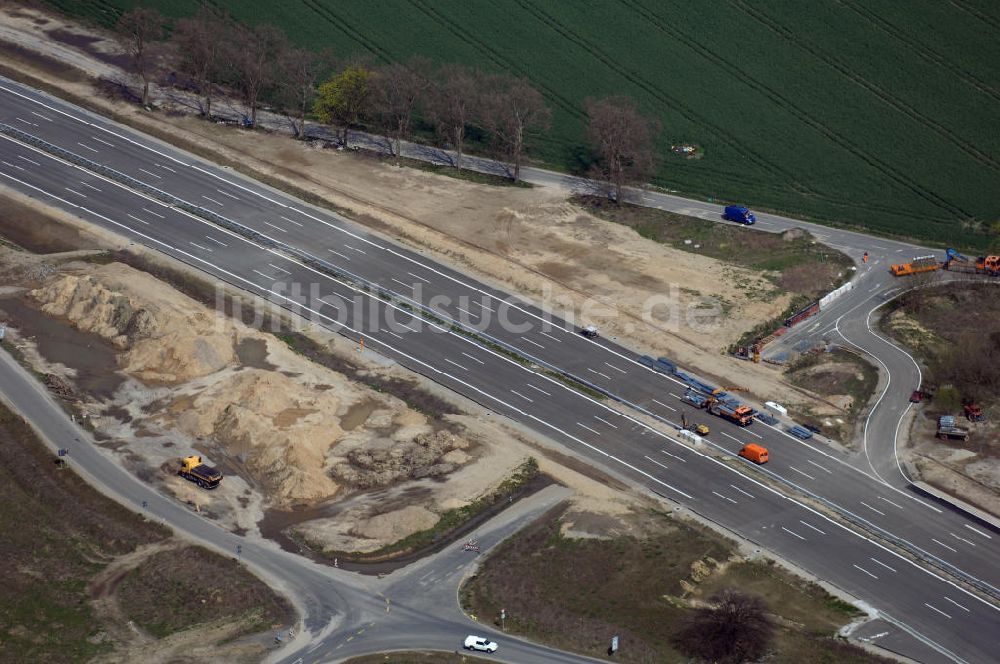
[0,296,122,398]
[235,337,276,370]
[341,398,379,431]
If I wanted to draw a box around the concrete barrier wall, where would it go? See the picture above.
[819,280,855,308]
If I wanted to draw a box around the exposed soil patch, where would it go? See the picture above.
[462,505,884,663]
[341,398,379,431]
[261,466,553,575]
[0,193,103,252]
[880,283,1000,512]
[575,195,853,299]
[0,400,288,662]
[784,350,878,443]
[0,36,87,82]
[45,26,131,70]
[235,337,276,370]
[116,545,292,638]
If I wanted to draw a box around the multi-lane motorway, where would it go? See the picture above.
[0,348,593,664]
[0,76,998,663]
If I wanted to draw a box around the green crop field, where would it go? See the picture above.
[45,0,1000,249]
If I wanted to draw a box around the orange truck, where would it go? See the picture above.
[709,402,754,427]
[890,256,941,277]
[944,255,1000,276]
[739,443,769,464]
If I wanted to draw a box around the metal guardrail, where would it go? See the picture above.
[3,122,997,606]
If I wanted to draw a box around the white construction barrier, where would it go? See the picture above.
[819,280,855,308]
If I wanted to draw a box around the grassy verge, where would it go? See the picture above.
[343,653,494,664]
[0,399,289,661]
[361,149,533,188]
[0,401,165,662]
[116,546,290,638]
[310,458,540,562]
[575,194,855,350]
[461,506,885,663]
[785,350,879,442]
[731,293,814,352]
[575,195,854,282]
[880,282,1000,405]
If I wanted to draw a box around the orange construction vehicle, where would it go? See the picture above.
[739,443,769,464]
[890,255,941,277]
[704,387,753,426]
[943,249,1000,276]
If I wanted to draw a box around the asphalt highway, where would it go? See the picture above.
[0,346,603,664]
[0,77,998,662]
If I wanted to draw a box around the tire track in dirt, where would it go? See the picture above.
[837,0,1000,105]
[511,0,808,191]
[403,0,584,120]
[299,0,393,63]
[739,1,1000,175]
[947,0,1000,32]
[88,539,188,648]
[731,0,972,220]
[622,0,956,225]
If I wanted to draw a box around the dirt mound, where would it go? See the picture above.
[170,369,345,503]
[331,428,468,489]
[25,261,481,511]
[30,264,236,383]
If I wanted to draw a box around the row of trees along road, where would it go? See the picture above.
[115,6,660,194]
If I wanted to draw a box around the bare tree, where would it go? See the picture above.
[277,47,330,139]
[586,96,660,203]
[115,6,166,107]
[226,23,288,128]
[478,74,551,182]
[371,56,431,158]
[672,589,774,664]
[172,5,229,117]
[424,64,478,171]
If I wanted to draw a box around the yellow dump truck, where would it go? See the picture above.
[178,455,223,489]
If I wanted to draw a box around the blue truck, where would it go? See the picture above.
[723,205,756,225]
[682,390,710,408]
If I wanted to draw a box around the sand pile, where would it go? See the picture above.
[30,265,236,383]
[27,261,475,511]
[169,369,344,504]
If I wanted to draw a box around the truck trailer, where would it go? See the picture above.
[682,390,710,409]
[710,402,754,426]
[890,256,941,277]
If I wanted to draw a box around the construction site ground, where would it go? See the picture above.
[0,150,896,664]
[0,3,845,418]
[461,503,889,664]
[783,349,879,446]
[0,191,664,568]
[342,654,492,664]
[879,282,1000,518]
[0,398,293,664]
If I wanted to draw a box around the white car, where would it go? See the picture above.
[464,635,498,653]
